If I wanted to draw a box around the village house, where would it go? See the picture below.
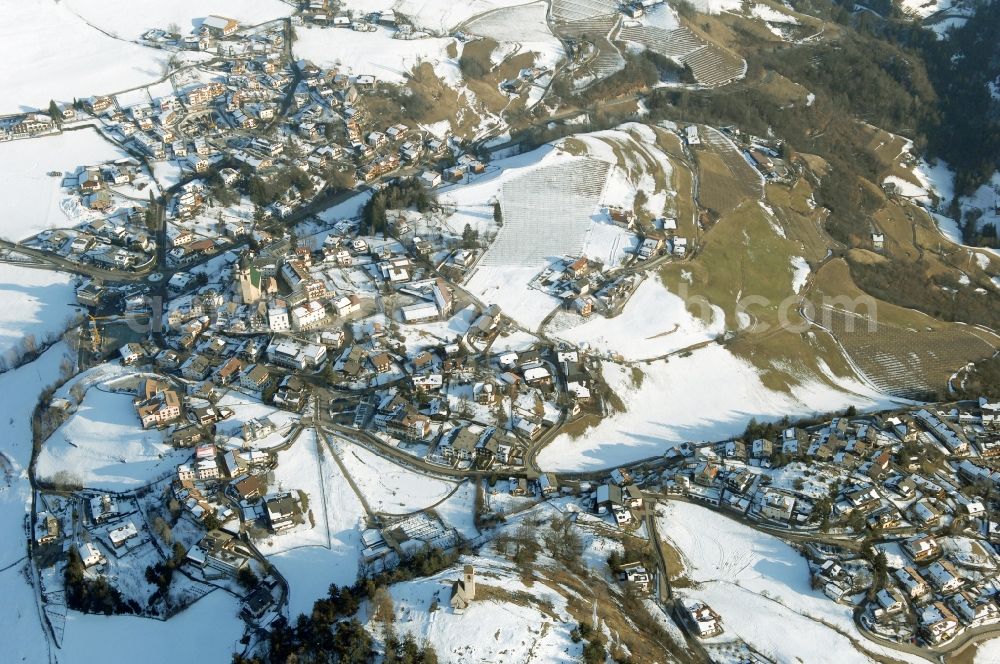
[264,493,299,532]
[241,364,273,394]
[203,15,240,37]
[903,535,941,563]
[134,379,182,428]
[896,566,931,600]
[681,600,723,637]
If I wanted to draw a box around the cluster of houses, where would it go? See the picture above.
[634,398,1000,650]
[17,8,508,283]
[533,256,647,319]
[24,160,157,271]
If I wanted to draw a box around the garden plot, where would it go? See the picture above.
[368,554,582,663]
[332,438,456,514]
[556,277,724,360]
[61,0,292,40]
[657,501,926,664]
[0,129,130,241]
[537,343,894,471]
[294,24,459,86]
[822,306,1000,399]
[0,1,170,113]
[36,387,186,490]
[402,305,478,350]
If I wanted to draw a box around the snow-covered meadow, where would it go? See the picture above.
[61,0,292,40]
[334,438,457,514]
[0,129,130,241]
[537,344,895,471]
[264,429,368,618]
[295,25,459,86]
[35,386,186,490]
[556,277,725,361]
[0,265,78,360]
[0,0,167,113]
[369,554,582,663]
[0,343,77,662]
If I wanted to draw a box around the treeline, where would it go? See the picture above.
[953,354,1000,400]
[848,258,1000,331]
[361,178,433,234]
[573,51,688,104]
[236,546,457,663]
[248,167,314,207]
[819,0,1000,196]
[917,0,1000,196]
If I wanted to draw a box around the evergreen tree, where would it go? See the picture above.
[48,100,62,125]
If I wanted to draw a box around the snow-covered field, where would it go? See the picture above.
[265,430,367,618]
[465,265,562,330]
[895,148,1000,257]
[0,129,130,241]
[62,0,292,39]
[340,0,533,34]
[537,344,894,471]
[790,256,810,294]
[433,480,479,540]
[0,0,169,113]
[463,1,565,70]
[214,392,299,449]
[371,554,582,663]
[658,501,927,664]
[0,265,78,360]
[976,637,1000,663]
[0,343,77,661]
[294,25,459,86]
[557,277,724,360]
[60,589,244,664]
[686,0,743,14]
[334,438,457,514]
[458,125,683,330]
[36,386,185,490]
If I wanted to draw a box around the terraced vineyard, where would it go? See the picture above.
[480,158,610,267]
[618,25,746,87]
[555,12,626,83]
[821,306,1000,399]
[550,0,619,22]
[694,127,765,213]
